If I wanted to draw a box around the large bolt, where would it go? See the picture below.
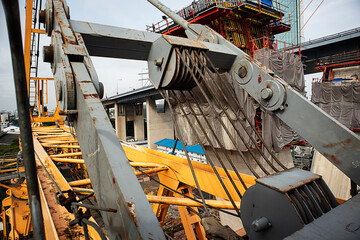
[252,217,271,232]
[238,66,247,78]
[98,82,104,99]
[154,57,164,68]
[43,45,54,63]
[39,10,46,24]
[260,88,273,100]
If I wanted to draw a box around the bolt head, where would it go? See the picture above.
[238,66,247,78]
[154,57,164,68]
[260,88,273,100]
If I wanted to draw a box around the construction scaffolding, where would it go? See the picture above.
[147,0,291,55]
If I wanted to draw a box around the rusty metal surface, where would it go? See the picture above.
[276,89,360,185]
[53,0,76,44]
[162,34,208,49]
[71,62,165,239]
[256,168,321,193]
[51,31,76,110]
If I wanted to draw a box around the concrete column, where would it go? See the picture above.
[114,103,126,141]
[146,99,174,149]
[134,109,145,141]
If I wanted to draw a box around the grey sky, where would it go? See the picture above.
[0,0,359,111]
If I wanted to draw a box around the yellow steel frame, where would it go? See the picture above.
[0,182,31,240]
[37,126,255,239]
[24,0,64,124]
[0,124,255,239]
[32,127,104,239]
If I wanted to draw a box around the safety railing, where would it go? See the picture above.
[251,36,301,57]
[146,0,287,34]
[315,49,360,70]
[300,27,360,48]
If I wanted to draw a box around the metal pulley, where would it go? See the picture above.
[147,35,208,90]
[240,168,339,240]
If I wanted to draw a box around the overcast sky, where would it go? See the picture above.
[0,0,359,111]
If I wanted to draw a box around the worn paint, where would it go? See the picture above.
[323,139,351,149]
[127,202,137,227]
[323,153,341,165]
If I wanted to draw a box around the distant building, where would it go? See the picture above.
[1,122,8,131]
[1,113,9,123]
[275,0,304,46]
[155,138,206,164]
[3,125,20,135]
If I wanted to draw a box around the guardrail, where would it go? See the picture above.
[296,27,360,48]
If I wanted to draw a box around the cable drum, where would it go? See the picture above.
[160,47,206,90]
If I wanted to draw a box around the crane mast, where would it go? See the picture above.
[1,0,359,239]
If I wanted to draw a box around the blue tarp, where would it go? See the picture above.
[261,0,272,7]
[154,138,205,155]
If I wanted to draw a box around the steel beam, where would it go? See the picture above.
[147,195,241,209]
[122,142,255,202]
[134,166,168,176]
[71,62,165,239]
[276,89,360,185]
[68,179,92,187]
[69,20,237,70]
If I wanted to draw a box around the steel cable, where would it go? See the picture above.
[159,90,210,215]
[200,51,287,170]
[162,90,241,217]
[168,90,243,216]
[178,48,267,176]
[174,90,248,193]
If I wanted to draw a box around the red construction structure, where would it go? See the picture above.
[147,0,293,55]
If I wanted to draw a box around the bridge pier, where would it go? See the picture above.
[115,103,126,141]
[146,99,174,149]
[134,104,145,141]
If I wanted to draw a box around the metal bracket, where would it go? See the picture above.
[50,31,76,110]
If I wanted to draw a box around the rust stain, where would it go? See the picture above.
[323,139,351,148]
[53,1,76,45]
[86,22,95,33]
[76,33,85,45]
[92,117,96,124]
[83,93,99,99]
[127,202,138,227]
[323,153,341,165]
